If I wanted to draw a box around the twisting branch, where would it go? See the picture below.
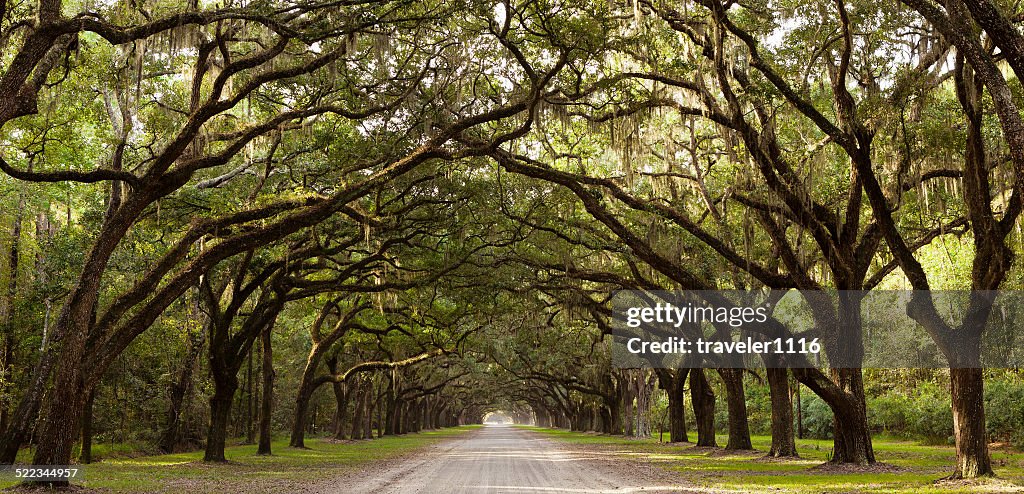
[317,349,446,385]
[0,154,141,189]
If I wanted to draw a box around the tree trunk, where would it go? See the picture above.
[829,368,874,464]
[950,367,993,478]
[289,377,319,447]
[632,370,655,438]
[31,344,89,474]
[690,369,717,447]
[350,378,367,440]
[622,382,634,436]
[159,328,204,453]
[204,378,237,462]
[419,398,429,431]
[719,368,752,450]
[399,399,410,435]
[79,390,95,464]
[599,406,613,434]
[608,398,622,435]
[245,342,255,444]
[533,406,547,428]
[404,400,414,433]
[766,368,797,457]
[27,192,150,473]
[291,341,335,448]
[431,402,444,429]
[666,369,689,443]
[795,378,803,439]
[328,358,349,440]
[365,383,375,439]
[257,327,273,455]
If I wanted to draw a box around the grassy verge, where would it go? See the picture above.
[2,426,478,493]
[522,426,1024,493]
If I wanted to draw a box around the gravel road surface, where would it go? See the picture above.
[335,424,693,493]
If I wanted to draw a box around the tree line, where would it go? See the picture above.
[1,0,1023,486]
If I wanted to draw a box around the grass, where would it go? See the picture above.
[1,426,479,492]
[9,425,1022,493]
[523,426,1024,493]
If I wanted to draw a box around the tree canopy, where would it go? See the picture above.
[2,0,1024,486]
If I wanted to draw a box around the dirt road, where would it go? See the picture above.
[334,424,692,493]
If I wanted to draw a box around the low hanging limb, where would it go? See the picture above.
[0,154,142,189]
[315,348,446,386]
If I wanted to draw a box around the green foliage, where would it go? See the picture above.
[740,379,773,436]
[799,393,834,440]
[984,373,1024,447]
[867,382,953,445]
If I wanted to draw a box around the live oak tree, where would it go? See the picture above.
[0,0,569,476]
[482,0,997,467]
[854,0,1024,478]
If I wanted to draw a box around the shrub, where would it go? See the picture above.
[868,394,910,435]
[800,393,833,439]
[984,373,1024,447]
[909,383,953,444]
[867,382,951,444]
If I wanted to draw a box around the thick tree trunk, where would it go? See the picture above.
[432,402,445,429]
[289,379,318,447]
[399,400,409,434]
[31,338,90,473]
[690,369,717,447]
[27,194,150,473]
[608,398,622,435]
[401,400,410,433]
[829,368,874,464]
[204,378,238,462]
[401,400,412,434]
[622,383,634,436]
[666,369,689,443]
[533,406,548,428]
[950,367,993,478]
[350,378,367,440]
[631,371,655,438]
[719,368,752,450]
[599,406,613,434]
[257,327,273,455]
[291,340,338,447]
[766,368,797,457]
[391,399,402,435]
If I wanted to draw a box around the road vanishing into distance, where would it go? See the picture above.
[337,424,690,494]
